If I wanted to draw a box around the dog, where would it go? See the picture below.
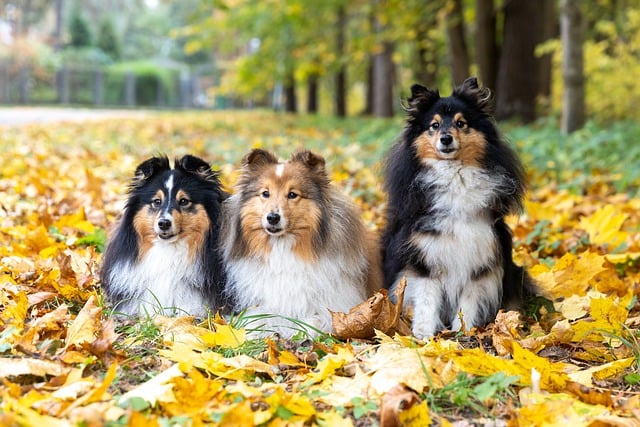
[221,149,382,337]
[382,77,532,339]
[101,154,229,317]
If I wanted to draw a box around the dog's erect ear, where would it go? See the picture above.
[403,84,440,117]
[453,76,493,114]
[132,155,170,188]
[460,77,479,91]
[243,149,279,170]
[291,150,327,175]
[176,154,219,184]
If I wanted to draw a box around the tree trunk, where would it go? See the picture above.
[412,3,439,88]
[335,5,347,117]
[307,73,319,114]
[284,69,297,113]
[446,0,470,85]
[364,59,373,115]
[474,0,498,91]
[372,41,394,117]
[560,0,585,134]
[371,1,394,118]
[495,0,543,122]
[538,0,556,102]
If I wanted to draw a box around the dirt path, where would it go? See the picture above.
[0,107,149,126]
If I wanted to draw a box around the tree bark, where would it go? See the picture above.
[446,0,470,85]
[495,0,543,122]
[307,73,319,114]
[412,3,439,88]
[560,0,585,133]
[335,5,347,117]
[538,0,557,101]
[371,1,394,118]
[284,69,297,113]
[474,0,498,91]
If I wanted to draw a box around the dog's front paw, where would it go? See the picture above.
[411,322,437,340]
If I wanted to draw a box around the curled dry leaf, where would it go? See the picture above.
[379,384,420,427]
[330,277,411,340]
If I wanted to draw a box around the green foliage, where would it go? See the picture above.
[76,228,107,253]
[425,372,519,416]
[68,9,93,48]
[543,9,640,122]
[97,18,121,61]
[106,61,179,106]
[506,119,640,194]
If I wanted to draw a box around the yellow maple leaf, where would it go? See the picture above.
[53,209,95,235]
[398,400,431,426]
[517,390,612,426]
[0,286,28,336]
[569,357,635,386]
[453,342,571,392]
[64,295,101,350]
[120,364,183,407]
[571,293,632,342]
[532,252,607,299]
[160,343,276,380]
[201,324,246,348]
[303,346,355,386]
[578,204,629,248]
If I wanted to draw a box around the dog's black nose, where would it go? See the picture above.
[266,212,281,225]
[440,134,453,145]
[157,218,172,231]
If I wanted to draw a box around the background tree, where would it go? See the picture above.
[446,0,469,85]
[335,3,347,117]
[495,0,544,122]
[560,0,585,133]
[474,0,498,92]
[97,18,120,60]
[371,0,394,118]
[68,8,92,48]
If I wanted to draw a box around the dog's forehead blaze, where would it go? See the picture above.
[256,164,305,195]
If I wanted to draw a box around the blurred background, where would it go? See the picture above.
[0,0,638,130]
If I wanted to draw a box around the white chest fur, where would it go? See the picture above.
[226,236,366,336]
[107,240,208,316]
[395,161,505,337]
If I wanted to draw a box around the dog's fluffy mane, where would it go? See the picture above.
[100,154,229,316]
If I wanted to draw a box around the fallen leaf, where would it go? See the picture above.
[578,204,629,248]
[0,358,69,379]
[379,384,420,427]
[331,277,410,339]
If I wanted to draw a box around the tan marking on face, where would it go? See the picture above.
[451,113,486,167]
[238,161,322,262]
[133,208,157,259]
[176,204,210,261]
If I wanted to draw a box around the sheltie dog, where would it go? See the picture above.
[101,155,229,317]
[222,149,381,337]
[382,77,532,339]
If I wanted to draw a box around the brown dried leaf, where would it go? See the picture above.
[330,277,410,340]
[379,384,420,427]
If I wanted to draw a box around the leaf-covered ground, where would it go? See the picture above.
[1,110,639,426]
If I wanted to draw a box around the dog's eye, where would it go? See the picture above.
[287,191,298,200]
[430,122,440,130]
[178,198,191,207]
[151,198,162,208]
[456,120,467,128]
[261,190,270,198]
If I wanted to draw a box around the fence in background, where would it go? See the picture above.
[0,61,218,109]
